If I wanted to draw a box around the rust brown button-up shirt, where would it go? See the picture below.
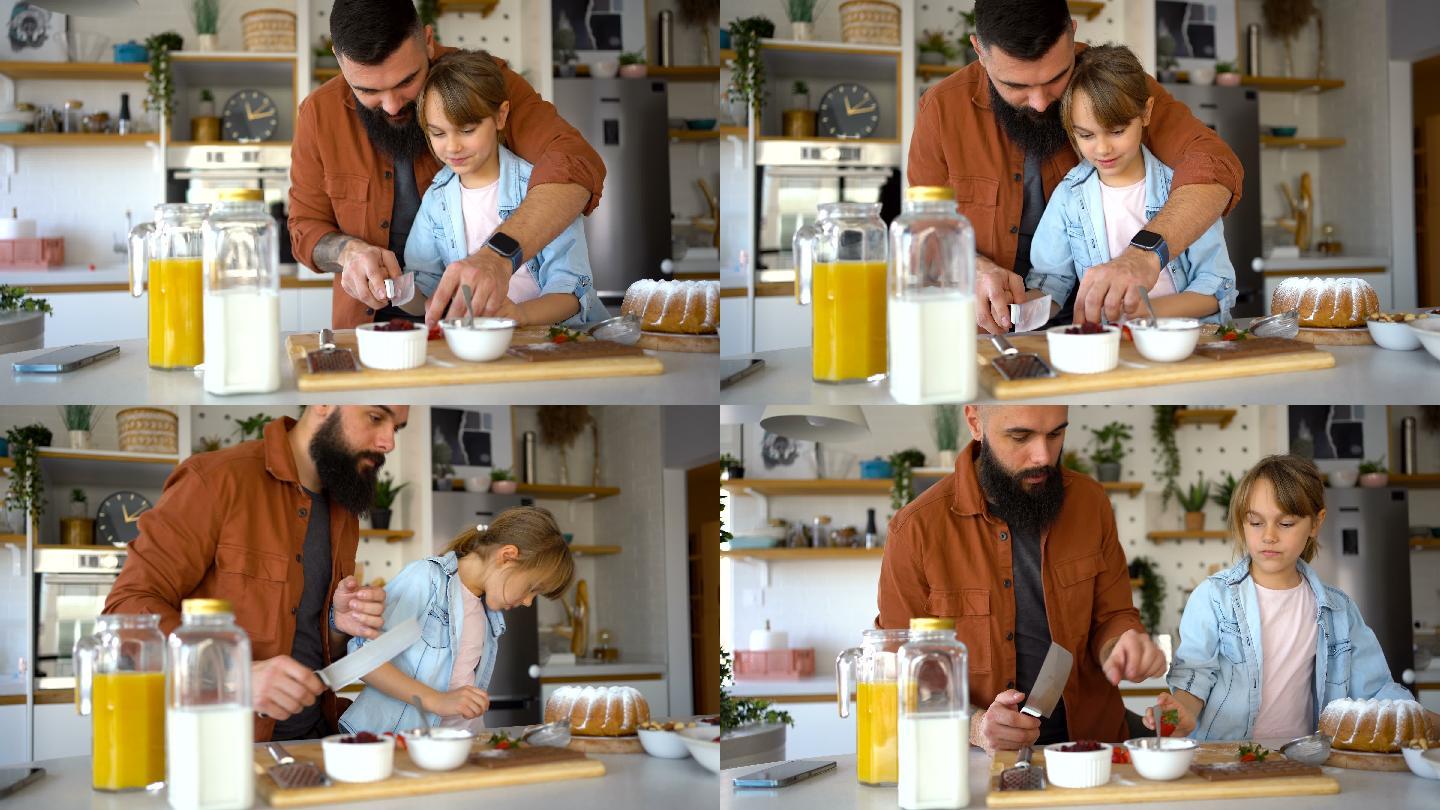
[104,417,360,742]
[289,46,607,329]
[877,441,1142,743]
[907,42,1244,272]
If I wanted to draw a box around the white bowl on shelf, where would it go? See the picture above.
[677,726,721,773]
[1045,324,1121,374]
[321,733,394,783]
[1043,742,1112,788]
[1128,317,1201,362]
[354,322,426,370]
[588,61,619,78]
[1123,737,1198,781]
[402,727,474,771]
[1328,469,1359,488]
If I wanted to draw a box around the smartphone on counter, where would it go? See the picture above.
[12,344,119,374]
[732,759,837,789]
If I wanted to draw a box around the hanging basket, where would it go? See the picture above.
[839,0,901,46]
[242,8,296,53]
[117,408,178,455]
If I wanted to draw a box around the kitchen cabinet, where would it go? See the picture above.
[33,702,89,762]
[0,705,25,765]
[763,701,851,760]
[541,677,669,719]
[755,296,812,354]
[44,291,148,347]
[720,297,748,356]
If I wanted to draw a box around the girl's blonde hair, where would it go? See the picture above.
[416,49,509,139]
[1060,44,1151,145]
[444,506,575,599]
[1229,454,1325,563]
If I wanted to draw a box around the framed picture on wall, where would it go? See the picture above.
[432,407,512,476]
[1155,0,1238,73]
[553,0,645,61]
[4,2,66,62]
[1288,405,1366,460]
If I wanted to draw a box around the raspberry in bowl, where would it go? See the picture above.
[1044,740,1113,788]
[356,319,427,370]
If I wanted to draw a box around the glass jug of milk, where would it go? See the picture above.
[897,617,970,809]
[887,186,977,404]
[166,598,253,810]
[202,194,280,395]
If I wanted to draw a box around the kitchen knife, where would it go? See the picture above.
[1020,641,1073,719]
[315,617,421,691]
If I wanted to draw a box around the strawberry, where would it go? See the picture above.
[1121,324,1134,341]
[1237,742,1269,762]
[1160,708,1179,737]
[1111,746,1131,764]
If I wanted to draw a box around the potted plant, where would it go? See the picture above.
[233,413,273,443]
[432,441,455,490]
[678,0,720,65]
[314,35,338,70]
[721,649,792,768]
[5,423,52,536]
[726,16,775,121]
[1215,60,1242,85]
[1128,557,1167,634]
[68,488,88,519]
[1088,421,1132,482]
[490,468,518,495]
[1179,474,1212,531]
[618,50,648,78]
[888,448,926,511]
[1358,456,1389,488]
[538,406,592,486]
[1156,32,1180,83]
[1212,472,1239,520]
[194,435,224,454]
[720,452,744,481]
[781,0,825,41]
[553,23,578,77]
[197,88,216,117]
[144,31,184,129]
[932,405,961,469]
[1062,450,1092,475]
[0,285,52,352]
[191,0,219,51]
[789,80,809,110]
[60,405,99,449]
[1152,406,1182,507]
[958,10,978,64]
[917,29,959,65]
[370,473,407,531]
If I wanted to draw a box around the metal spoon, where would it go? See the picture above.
[410,694,431,739]
[460,284,475,329]
[1137,287,1159,328]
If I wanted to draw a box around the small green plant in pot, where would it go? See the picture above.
[1127,556,1168,634]
[233,413,274,442]
[370,473,408,531]
[720,452,744,481]
[69,488,88,519]
[1358,456,1389,488]
[1088,421,1132,482]
[932,405,961,469]
[790,80,810,110]
[721,648,792,766]
[1062,450,1092,476]
[1178,474,1211,531]
[917,29,959,65]
[888,448,926,511]
[490,467,518,494]
[727,16,776,119]
[782,0,826,41]
[618,50,648,78]
[432,441,455,490]
[1212,472,1238,521]
[5,423,52,535]
[60,405,99,449]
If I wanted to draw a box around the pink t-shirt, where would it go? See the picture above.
[459,176,542,304]
[1098,173,1177,297]
[437,582,489,731]
[1250,579,1318,740]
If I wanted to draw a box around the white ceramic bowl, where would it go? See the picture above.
[1403,746,1440,780]
[638,723,692,759]
[677,726,721,773]
[355,322,426,370]
[589,61,619,78]
[1407,318,1440,364]
[1328,468,1359,488]
[402,727,474,771]
[441,317,516,362]
[1367,318,1423,350]
[321,733,395,783]
[1045,325,1121,374]
[1043,742,1113,788]
[1128,317,1201,362]
[464,476,490,493]
[1123,737,1198,781]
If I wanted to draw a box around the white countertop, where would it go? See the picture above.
[730,675,1167,699]
[1252,254,1390,271]
[720,748,1439,809]
[3,263,327,288]
[0,337,717,405]
[539,660,667,678]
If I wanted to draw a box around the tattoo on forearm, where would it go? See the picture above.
[312,233,355,273]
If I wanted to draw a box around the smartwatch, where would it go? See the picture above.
[1129,229,1170,269]
[484,231,524,273]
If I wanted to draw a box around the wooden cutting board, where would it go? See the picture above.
[1293,325,1374,345]
[636,331,719,354]
[1322,747,1410,772]
[977,335,1335,399]
[1192,337,1318,360]
[285,328,663,392]
[566,734,645,754]
[985,743,1340,807]
[254,741,605,807]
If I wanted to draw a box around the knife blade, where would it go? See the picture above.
[316,617,421,691]
[1020,642,1073,719]
[383,272,417,307]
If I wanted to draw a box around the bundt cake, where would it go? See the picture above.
[621,279,719,335]
[1271,277,1379,328]
[544,685,651,737]
[1318,697,1430,752]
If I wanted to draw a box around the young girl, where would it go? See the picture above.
[403,49,606,327]
[1026,44,1237,324]
[1154,455,1440,741]
[339,506,575,734]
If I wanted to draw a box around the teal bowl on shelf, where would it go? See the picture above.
[1267,126,1298,137]
[563,533,574,545]
[686,119,717,130]
[859,458,892,479]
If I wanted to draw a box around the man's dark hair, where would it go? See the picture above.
[973,0,1072,61]
[330,0,423,65]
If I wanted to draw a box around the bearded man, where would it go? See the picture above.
[877,405,1167,752]
[105,405,410,742]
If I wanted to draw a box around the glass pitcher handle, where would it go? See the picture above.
[792,222,816,306]
[835,646,860,718]
[73,634,97,716]
[127,222,153,298]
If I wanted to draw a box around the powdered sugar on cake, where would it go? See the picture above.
[1272,277,1379,328]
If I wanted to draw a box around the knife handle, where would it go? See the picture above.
[990,334,1018,356]
[1019,706,1042,719]
[266,743,294,766]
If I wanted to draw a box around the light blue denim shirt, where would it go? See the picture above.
[1027,144,1237,324]
[403,144,608,326]
[1167,556,1411,741]
[338,551,506,734]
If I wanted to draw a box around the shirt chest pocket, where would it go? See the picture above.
[422,605,452,650]
[1218,619,1245,664]
[1325,639,1352,684]
[1064,223,1093,267]
[323,172,370,229]
[948,175,999,248]
[1052,552,1103,634]
[925,588,992,674]
[214,544,290,644]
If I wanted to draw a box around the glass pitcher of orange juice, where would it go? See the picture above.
[836,628,910,786]
[794,202,889,384]
[129,204,209,370]
[74,613,166,792]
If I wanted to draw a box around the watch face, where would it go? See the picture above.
[487,231,521,257]
[817,83,880,139]
[1131,230,1163,250]
[95,491,153,547]
[221,89,279,142]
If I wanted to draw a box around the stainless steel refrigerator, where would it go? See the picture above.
[1310,487,1415,685]
[552,77,672,301]
[1160,84,1263,317]
[432,490,542,727]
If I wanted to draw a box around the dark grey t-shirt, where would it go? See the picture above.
[389,156,420,269]
[1009,521,1069,745]
[270,489,332,741]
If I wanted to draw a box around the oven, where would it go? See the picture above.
[32,547,125,688]
[167,144,295,262]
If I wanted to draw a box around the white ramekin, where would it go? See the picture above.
[1045,325,1121,374]
[1128,317,1201,362]
[1043,742,1113,788]
[355,322,427,370]
[321,733,395,783]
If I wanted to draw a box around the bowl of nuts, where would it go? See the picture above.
[1367,312,1428,351]
[638,719,697,759]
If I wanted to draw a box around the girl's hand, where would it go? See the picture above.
[489,295,523,325]
[428,686,491,719]
[1141,692,1196,737]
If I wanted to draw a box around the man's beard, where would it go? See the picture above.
[309,410,386,515]
[977,439,1066,537]
[355,98,428,160]
[989,83,1070,158]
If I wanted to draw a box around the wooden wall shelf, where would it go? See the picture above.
[650,65,720,81]
[0,133,157,147]
[0,534,23,545]
[1173,409,1237,429]
[38,448,178,465]
[0,61,147,81]
[1411,537,1440,550]
[360,529,413,543]
[1148,530,1230,542]
[1103,482,1144,497]
[1068,1,1105,20]
[516,483,621,501]
[721,547,882,561]
[1173,74,1344,93]
[1391,474,1440,488]
[570,545,622,557]
[723,479,888,497]
[669,129,719,141]
[1262,136,1346,150]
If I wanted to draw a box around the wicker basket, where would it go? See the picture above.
[116,408,178,455]
[242,8,296,53]
[839,0,901,46]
